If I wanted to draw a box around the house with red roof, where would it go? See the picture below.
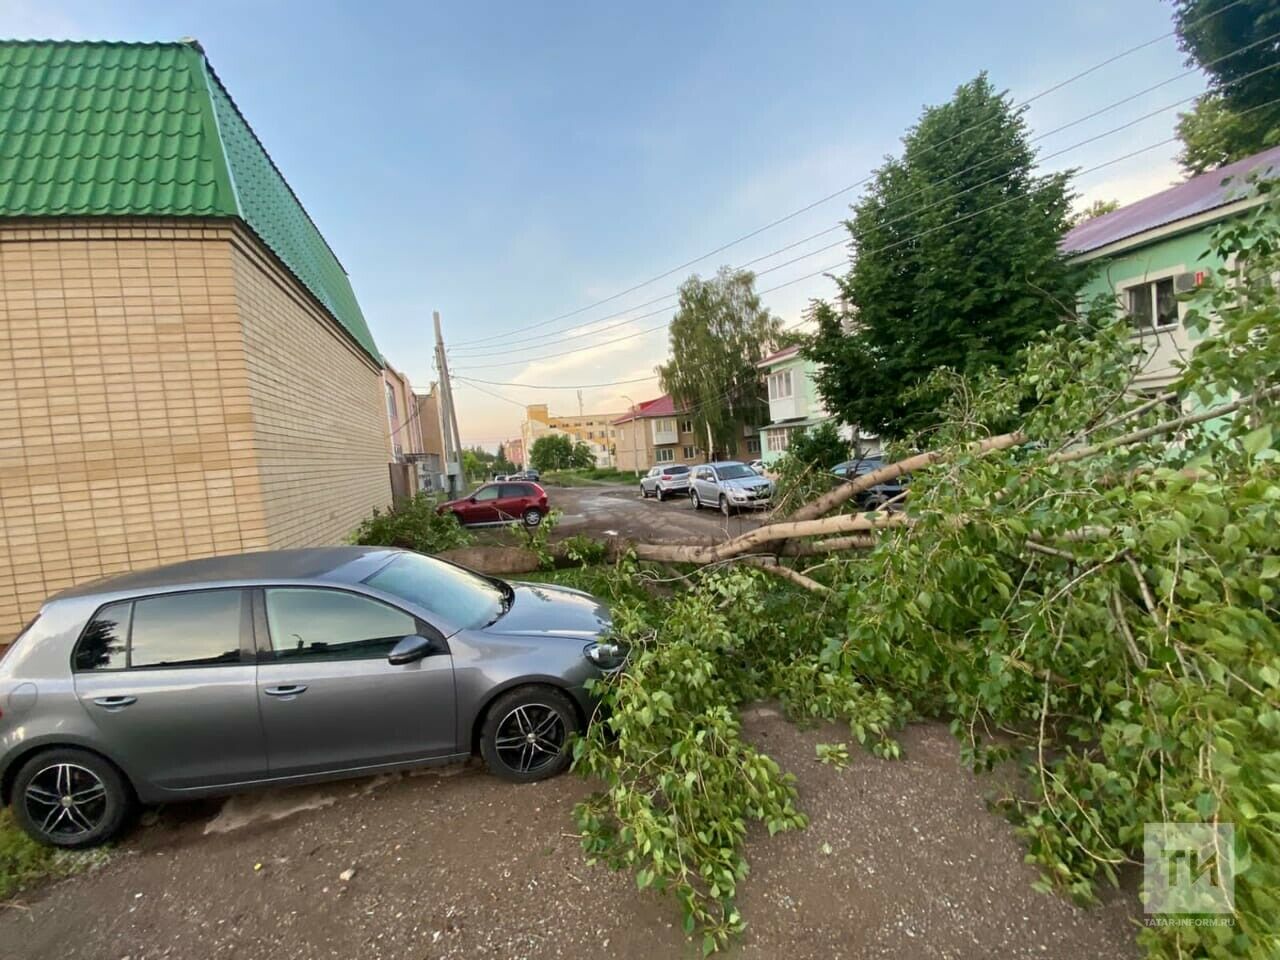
[1063,145,1280,392]
[612,394,759,473]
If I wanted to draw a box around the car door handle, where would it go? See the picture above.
[264,684,308,697]
[93,695,137,708]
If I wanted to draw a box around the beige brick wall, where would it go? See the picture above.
[0,220,269,638]
[0,219,390,640]
[229,235,389,550]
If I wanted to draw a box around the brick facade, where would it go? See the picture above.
[0,219,389,639]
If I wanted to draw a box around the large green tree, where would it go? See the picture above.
[1171,0,1280,173]
[657,267,783,457]
[805,73,1080,442]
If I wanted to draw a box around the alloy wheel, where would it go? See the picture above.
[493,703,566,774]
[23,763,109,842]
[523,509,542,527]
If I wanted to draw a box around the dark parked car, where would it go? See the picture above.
[831,456,907,507]
[516,469,540,482]
[0,547,620,848]
[438,481,548,527]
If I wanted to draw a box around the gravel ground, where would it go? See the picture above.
[0,711,1140,960]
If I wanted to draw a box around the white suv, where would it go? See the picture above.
[640,463,691,501]
[690,461,773,515]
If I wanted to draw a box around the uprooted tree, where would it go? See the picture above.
[571,188,1280,958]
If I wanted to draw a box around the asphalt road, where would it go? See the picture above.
[547,482,764,544]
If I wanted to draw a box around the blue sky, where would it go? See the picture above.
[6,0,1206,446]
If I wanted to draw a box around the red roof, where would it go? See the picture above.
[613,393,687,425]
[756,344,801,368]
[1062,145,1280,257]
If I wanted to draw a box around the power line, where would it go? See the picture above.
[452,57,1279,372]
[448,0,1247,351]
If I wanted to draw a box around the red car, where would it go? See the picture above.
[438,480,548,528]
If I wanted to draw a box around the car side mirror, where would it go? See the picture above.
[388,634,441,665]
[468,495,477,503]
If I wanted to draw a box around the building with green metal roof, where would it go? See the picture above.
[0,39,400,637]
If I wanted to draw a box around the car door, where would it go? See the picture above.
[253,587,457,778]
[72,589,267,791]
[461,483,501,523]
[694,465,714,500]
[642,467,658,494]
[495,483,530,521]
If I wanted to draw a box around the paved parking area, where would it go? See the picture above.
[547,483,764,544]
[0,714,1140,960]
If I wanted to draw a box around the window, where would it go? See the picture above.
[746,436,761,454]
[695,467,712,480]
[679,419,693,434]
[364,553,506,629]
[682,446,696,459]
[716,463,756,480]
[655,447,674,462]
[264,588,416,661]
[665,464,690,475]
[768,370,793,400]
[766,428,794,453]
[130,591,244,668]
[473,485,500,501]
[500,483,532,498]
[74,602,130,671]
[1125,278,1178,330]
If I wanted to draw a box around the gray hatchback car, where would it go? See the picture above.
[0,547,620,848]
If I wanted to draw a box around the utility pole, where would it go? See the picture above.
[577,389,583,419]
[433,311,465,495]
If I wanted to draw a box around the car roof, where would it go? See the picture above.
[709,460,746,467]
[51,546,401,601]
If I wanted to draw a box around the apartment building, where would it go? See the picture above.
[520,403,624,467]
[0,39,393,639]
[613,394,759,472]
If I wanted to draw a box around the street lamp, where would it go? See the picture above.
[621,394,641,478]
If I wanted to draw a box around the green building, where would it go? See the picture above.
[1062,146,1280,393]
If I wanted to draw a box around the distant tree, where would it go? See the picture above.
[570,442,596,469]
[462,449,485,481]
[495,442,506,461]
[806,73,1081,442]
[657,268,783,457]
[785,421,849,469]
[1071,198,1121,226]
[1170,0,1280,173]
[529,434,576,472]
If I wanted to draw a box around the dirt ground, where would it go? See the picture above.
[0,710,1140,960]
[546,482,763,544]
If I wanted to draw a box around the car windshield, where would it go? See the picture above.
[364,554,509,630]
[716,464,756,480]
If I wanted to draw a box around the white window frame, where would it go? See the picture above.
[1118,267,1184,333]
[767,370,793,401]
[655,447,674,463]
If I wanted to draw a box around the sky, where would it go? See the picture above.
[4,0,1210,448]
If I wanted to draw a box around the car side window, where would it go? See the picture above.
[73,601,131,671]
[263,588,416,662]
[129,591,245,668]
[499,484,527,498]
[473,485,499,502]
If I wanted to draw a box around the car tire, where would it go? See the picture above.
[719,495,731,517]
[640,484,649,499]
[656,485,666,502]
[11,747,133,848]
[480,685,577,783]
[691,490,701,510]
[522,508,543,528]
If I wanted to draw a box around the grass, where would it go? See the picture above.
[0,810,111,899]
[540,468,639,487]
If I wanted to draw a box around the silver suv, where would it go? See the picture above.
[0,547,617,848]
[640,463,691,500]
[690,461,773,515]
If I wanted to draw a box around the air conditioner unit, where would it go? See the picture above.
[1173,271,1199,293]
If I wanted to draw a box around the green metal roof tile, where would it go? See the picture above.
[0,38,381,363]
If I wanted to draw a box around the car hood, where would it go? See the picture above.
[721,476,771,492]
[484,582,611,639]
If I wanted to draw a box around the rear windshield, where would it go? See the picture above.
[664,465,690,474]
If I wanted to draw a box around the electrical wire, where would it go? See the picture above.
[447,0,1247,350]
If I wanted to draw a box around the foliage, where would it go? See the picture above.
[1170,0,1280,173]
[0,810,109,899]
[352,493,473,553]
[657,268,784,458]
[530,434,594,472]
[806,73,1083,442]
[573,566,903,952]
[784,420,850,469]
[560,534,608,566]
[794,197,1280,957]
[814,742,851,768]
[1071,198,1120,226]
[517,508,561,568]
[542,467,638,486]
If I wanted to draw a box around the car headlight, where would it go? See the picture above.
[730,489,748,500]
[584,641,628,671]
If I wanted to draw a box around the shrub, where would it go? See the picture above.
[352,493,473,553]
